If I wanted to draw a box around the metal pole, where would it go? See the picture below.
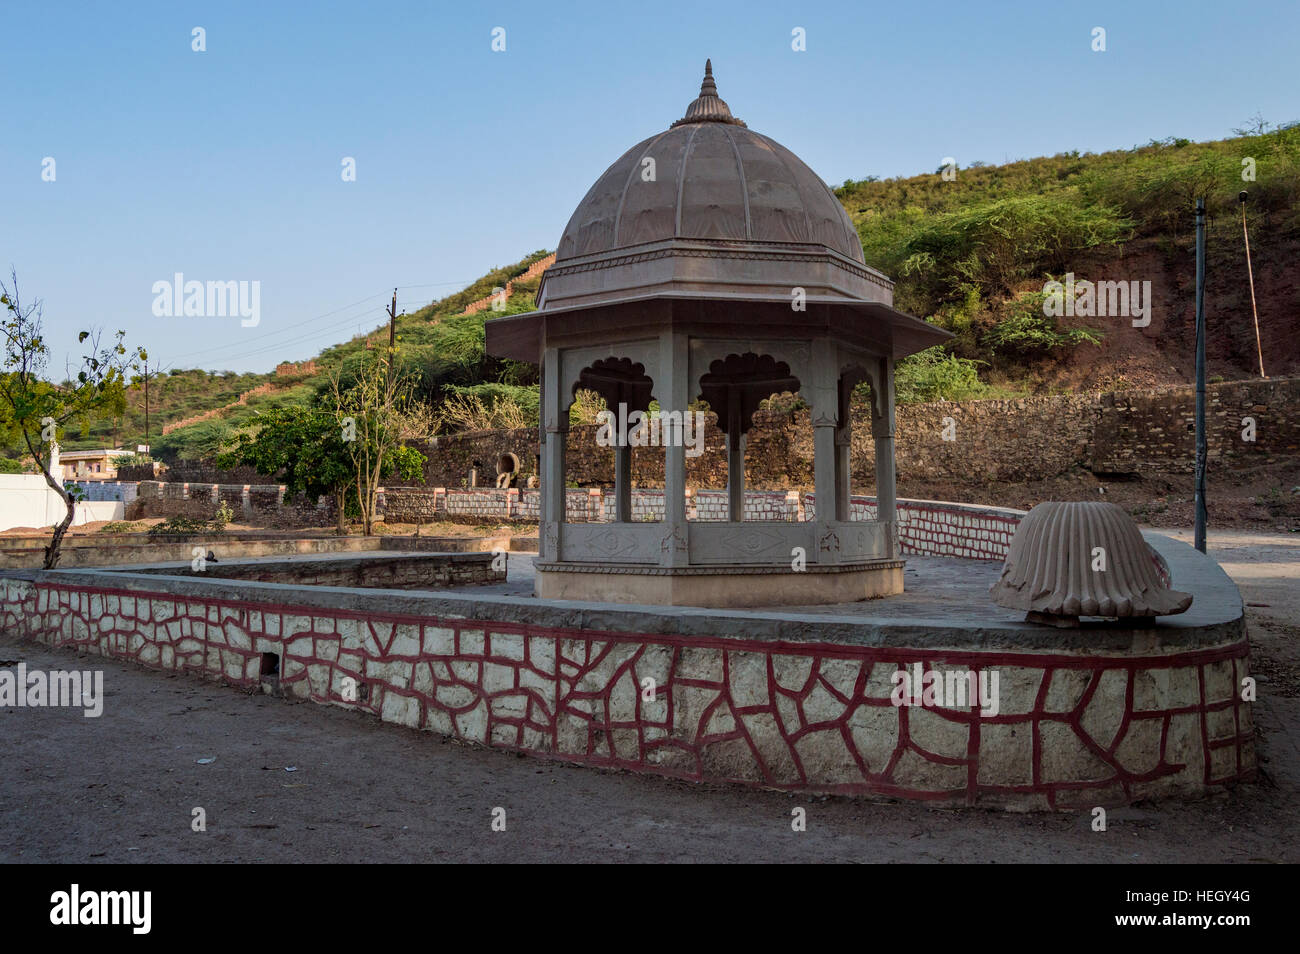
[1194,198,1207,554]
[1239,191,1265,378]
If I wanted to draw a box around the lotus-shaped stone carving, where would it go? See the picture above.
[990,501,1193,624]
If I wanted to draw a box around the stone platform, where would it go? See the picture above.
[0,533,1254,810]
[534,558,904,607]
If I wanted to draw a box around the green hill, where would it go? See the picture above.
[115,122,1300,461]
[147,251,552,460]
[837,124,1299,390]
[55,368,275,454]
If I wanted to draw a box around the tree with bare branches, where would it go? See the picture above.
[0,270,145,567]
[326,350,425,535]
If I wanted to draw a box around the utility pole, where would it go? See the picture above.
[387,288,398,351]
[1239,191,1265,378]
[1194,198,1208,554]
[138,360,169,451]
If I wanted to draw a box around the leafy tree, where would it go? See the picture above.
[220,395,425,535]
[216,405,356,533]
[0,271,144,568]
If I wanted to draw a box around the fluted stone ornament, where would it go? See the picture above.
[990,501,1193,625]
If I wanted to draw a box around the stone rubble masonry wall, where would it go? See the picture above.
[160,461,265,484]
[386,487,802,524]
[690,490,795,521]
[114,473,1023,557]
[417,376,1300,488]
[129,481,334,529]
[137,377,1295,529]
[114,463,159,482]
[0,576,1253,809]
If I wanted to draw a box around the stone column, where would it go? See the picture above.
[614,445,631,522]
[810,339,839,564]
[540,346,568,561]
[834,376,852,522]
[659,330,689,566]
[727,397,744,522]
[872,356,897,557]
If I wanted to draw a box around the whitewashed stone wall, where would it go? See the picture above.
[77,481,139,504]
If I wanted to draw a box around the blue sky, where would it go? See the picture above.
[3,0,1296,375]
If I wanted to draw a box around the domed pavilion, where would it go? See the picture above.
[486,61,951,606]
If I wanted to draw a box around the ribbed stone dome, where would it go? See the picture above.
[555,60,864,265]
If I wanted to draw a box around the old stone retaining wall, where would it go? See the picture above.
[417,376,1300,488]
[129,481,334,528]
[115,463,160,482]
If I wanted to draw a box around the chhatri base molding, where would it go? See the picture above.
[535,559,905,607]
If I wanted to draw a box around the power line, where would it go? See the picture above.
[165,292,391,360]
[173,312,387,367]
[167,296,442,369]
[396,280,476,290]
[161,281,470,364]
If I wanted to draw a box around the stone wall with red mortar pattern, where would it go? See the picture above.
[0,577,1253,810]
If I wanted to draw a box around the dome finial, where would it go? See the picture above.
[672,58,746,127]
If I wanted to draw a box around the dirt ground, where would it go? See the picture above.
[910,462,1300,533]
[1,530,1296,864]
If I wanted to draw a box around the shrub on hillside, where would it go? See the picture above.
[987,288,1103,359]
[890,347,987,404]
[897,194,1132,308]
[435,385,536,432]
[151,418,233,461]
